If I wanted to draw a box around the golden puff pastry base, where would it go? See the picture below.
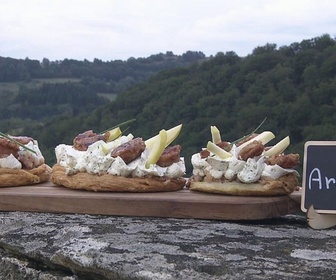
[188,173,299,196]
[51,164,186,192]
[0,164,52,187]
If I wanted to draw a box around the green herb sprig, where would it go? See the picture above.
[0,132,37,154]
[230,117,267,147]
[100,118,136,134]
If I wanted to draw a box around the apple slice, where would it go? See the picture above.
[236,131,275,152]
[165,124,182,147]
[264,136,290,157]
[207,141,232,159]
[101,144,109,155]
[211,126,221,144]
[145,129,167,168]
[145,124,182,148]
[106,127,122,142]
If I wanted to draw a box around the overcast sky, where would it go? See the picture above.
[1,0,335,62]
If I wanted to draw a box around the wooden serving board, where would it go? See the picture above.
[0,181,301,220]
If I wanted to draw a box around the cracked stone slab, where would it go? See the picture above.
[0,212,335,279]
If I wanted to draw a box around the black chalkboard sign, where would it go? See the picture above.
[301,141,336,214]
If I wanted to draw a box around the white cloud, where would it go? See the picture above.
[0,0,335,61]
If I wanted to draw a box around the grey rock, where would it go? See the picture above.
[0,212,335,279]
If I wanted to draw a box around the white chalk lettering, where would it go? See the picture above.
[309,168,322,190]
[325,177,336,189]
[309,168,336,190]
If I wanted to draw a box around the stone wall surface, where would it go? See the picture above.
[0,211,335,279]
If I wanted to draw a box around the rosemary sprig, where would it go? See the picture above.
[100,118,136,134]
[230,117,267,147]
[0,132,37,154]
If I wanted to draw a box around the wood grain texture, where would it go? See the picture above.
[0,181,301,220]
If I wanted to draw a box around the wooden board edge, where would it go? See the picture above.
[0,192,302,221]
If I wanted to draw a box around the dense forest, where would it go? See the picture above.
[0,50,206,130]
[1,34,336,175]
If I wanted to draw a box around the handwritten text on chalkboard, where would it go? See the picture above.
[309,168,336,190]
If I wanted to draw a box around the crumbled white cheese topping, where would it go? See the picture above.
[0,140,44,169]
[55,136,186,179]
[191,144,298,183]
[0,154,22,169]
[19,140,45,166]
[237,157,265,183]
[261,164,300,180]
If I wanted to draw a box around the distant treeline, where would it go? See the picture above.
[0,51,206,92]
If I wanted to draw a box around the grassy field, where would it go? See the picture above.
[32,78,81,84]
[0,82,20,94]
[0,78,81,95]
[98,93,118,101]
[23,78,81,90]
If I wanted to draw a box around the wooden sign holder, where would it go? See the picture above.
[307,206,336,229]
